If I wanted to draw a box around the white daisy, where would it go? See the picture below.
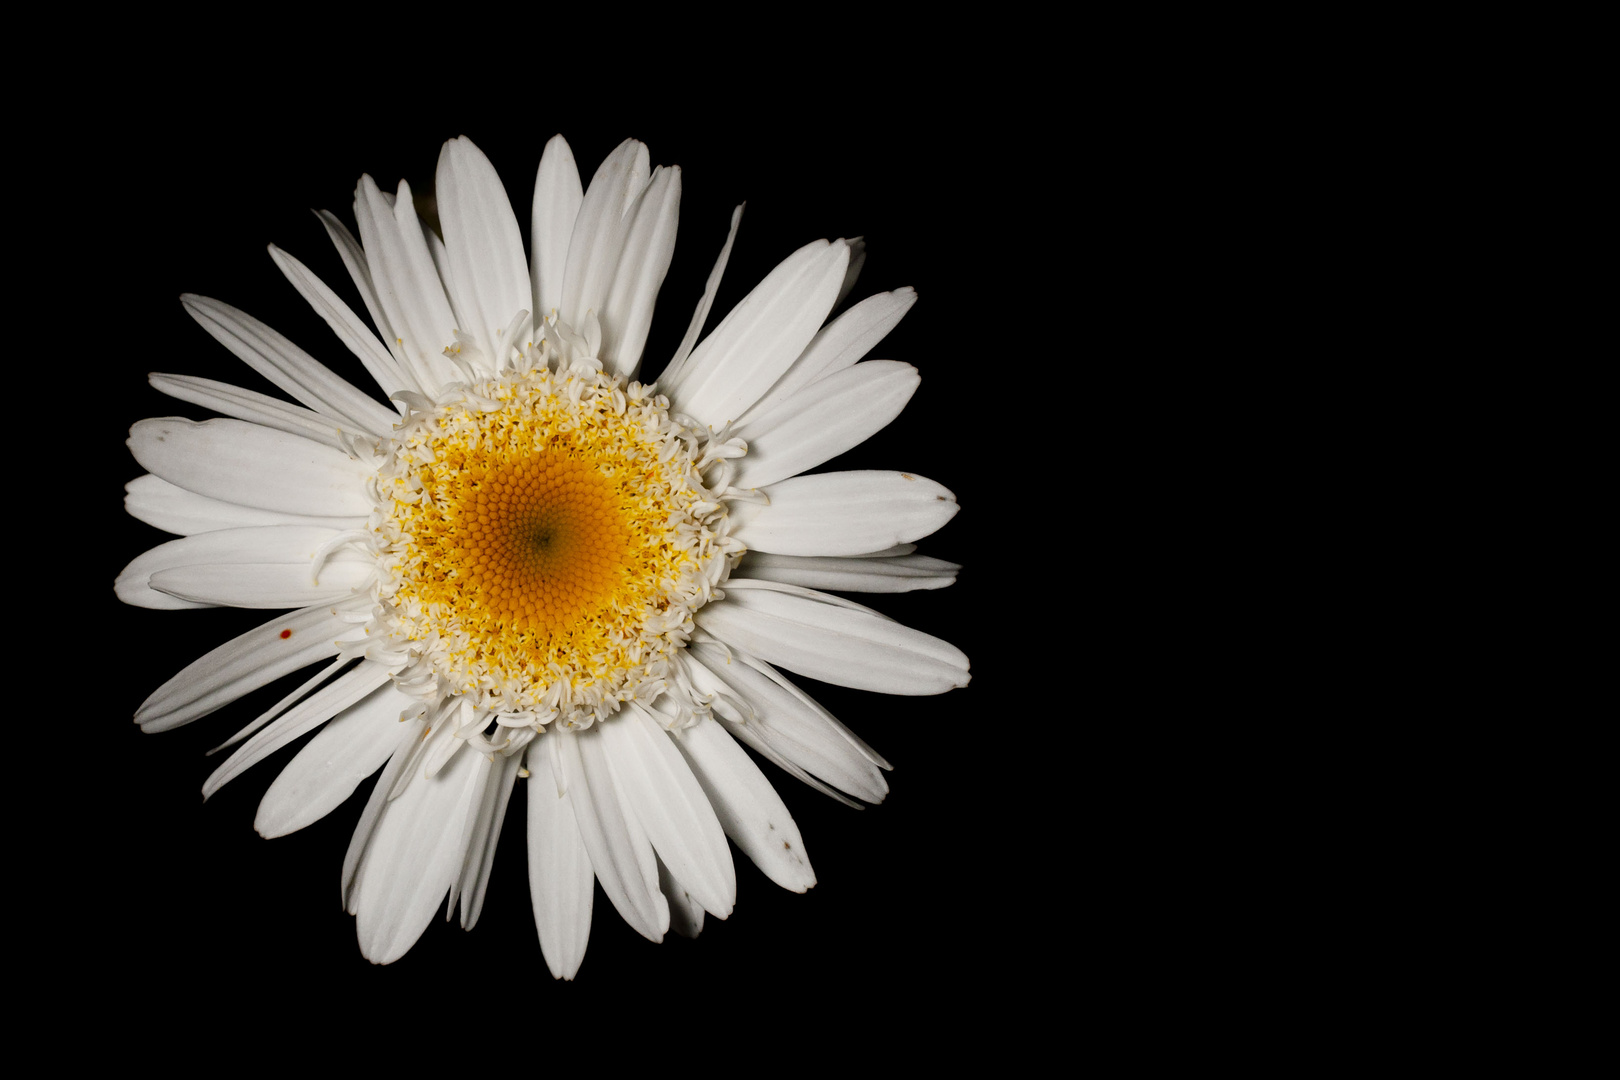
[117,135,969,976]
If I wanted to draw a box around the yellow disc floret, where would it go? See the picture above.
[367,361,738,726]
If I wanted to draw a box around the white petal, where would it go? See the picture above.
[254,679,416,836]
[352,175,461,394]
[658,857,705,939]
[600,166,680,379]
[269,244,410,404]
[314,209,423,395]
[557,726,668,943]
[458,751,523,931]
[666,240,850,429]
[526,738,594,980]
[208,657,346,755]
[834,237,868,309]
[137,525,373,609]
[729,470,958,556]
[128,417,373,518]
[599,705,735,919]
[688,643,890,804]
[350,743,490,964]
[531,135,584,327]
[733,551,960,593]
[180,294,398,435]
[125,475,365,537]
[115,541,211,609]
[560,139,651,334]
[341,715,428,910]
[673,716,815,892]
[134,600,358,732]
[695,584,970,696]
[732,361,920,489]
[736,288,916,426]
[436,137,532,371]
[148,373,355,450]
[202,659,394,799]
[662,204,744,384]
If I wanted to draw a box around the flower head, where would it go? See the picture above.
[117,135,969,975]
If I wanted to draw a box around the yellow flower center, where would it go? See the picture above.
[369,363,735,725]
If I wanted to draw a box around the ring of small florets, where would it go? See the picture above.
[362,358,741,731]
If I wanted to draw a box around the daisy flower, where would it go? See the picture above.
[116,135,969,976]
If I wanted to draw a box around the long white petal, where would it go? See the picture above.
[560,139,651,334]
[314,210,423,395]
[732,361,920,489]
[736,288,916,426]
[666,240,850,429]
[526,738,594,980]
[208,657,347,755]
[600,166,680,379]
[148,373,355,450]
[134,600,358,732]
[599,705,735,919]
[437,137,532,373]
[128,417,373,518]
[662,204,744,383]
[687,643,890,804]
[558,726,668,942]
[352,175,461,394]
[733,551,960,593]
[117,525,356,611]
[136,525,372,609]
[254,679,415,837]
[673,716,816,892]
[729,470,958,557]
[351,743,490,964]
[458,751,523,931]
[269,244,410,404]
[125,475,366,537]
[202,660,394,799]
[180,294,398,434]
[695,584,970,695]
[341,715,428,909]
[531,135,584,327]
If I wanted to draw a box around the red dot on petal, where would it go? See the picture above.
[280,629,293,639]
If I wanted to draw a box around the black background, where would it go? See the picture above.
[75,96,1022,1022]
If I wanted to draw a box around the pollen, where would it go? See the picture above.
[367,361,739,726]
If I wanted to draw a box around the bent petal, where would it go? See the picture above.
[125,474,366,537]
[128,417,374,519]
[131,526,372,609]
